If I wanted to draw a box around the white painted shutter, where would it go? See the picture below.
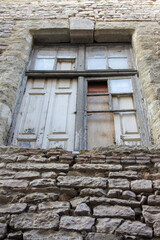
[13,78,77,151]
[113,96,141,146]
[42,79,77,150]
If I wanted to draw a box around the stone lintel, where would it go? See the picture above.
[70,18,94,43]
[32,29,70,43]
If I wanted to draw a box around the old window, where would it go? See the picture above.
[11,44,150,150]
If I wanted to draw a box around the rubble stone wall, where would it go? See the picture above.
[0,146,160,239]
[0,1,160,146]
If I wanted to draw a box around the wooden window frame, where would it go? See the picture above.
[7,43,152,150]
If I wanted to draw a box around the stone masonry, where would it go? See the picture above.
[0,0,160,146]
[0,146,160,239]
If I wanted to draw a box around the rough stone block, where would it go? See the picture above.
[86,233,122,240]
[80,188,106,197]
[108,179,130,190]
[153,180,160,190]
[6,163,69,171]
[154,221,160,237]
[70,197,89,208]
[148,195,160,206]
[107,189,122,198]
[96,218,123,233]
[10,212,59,230]
[28,205,37,213]
[122,191,136,200]
[19,193,58,203]
[0,223,7,239]
[73,164,122,171]
[32,20,70,43]
[93,205,135,219]
[0,169,15,177]
[38,201,70,215]
[30,179,56,187]
[8,231,22,239]
[124,165,148,171]
[109,171,139,179]
[90,197,140,207]
[70,17,94,43]
[42,172,57,178]
[95,22,133,42]
[23,230,83,240]
[142,205,160,225]
[15,171,40,179]
[57,176,107,188]
[75,203,91,216]
[0,203,27,214]
[60,216,95,231]
[131,180,152,193]
[0,179,29,189]
[116,220,153,238]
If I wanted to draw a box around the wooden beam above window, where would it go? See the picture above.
[26,70,138,78]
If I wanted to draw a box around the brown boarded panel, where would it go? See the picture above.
[88,81,108,93]
[87,112,115,149]
[87,81,115,149]
[88,95,109,111]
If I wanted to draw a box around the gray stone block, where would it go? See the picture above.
[60,216,95,231]
[116,220,153,238]
[108,178,130,190]
[38,201,70,215]
[10,212,59,230]
[96,218,123,233]
[57,176,106,188]
[75,203,91,216]
[0,203,27,214]
[93,205,135,219]
[131,180,152,193]
[23,230,83,240]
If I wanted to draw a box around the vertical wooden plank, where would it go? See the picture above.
[6,76,28,145]
[42,78,77,151]
[74,77,86,151]
[12,78,52,148]
[113,95,141,145]
[87,81,115,149]
[87,112,115,149]
[51,93,69,133]
[132,75,152,146]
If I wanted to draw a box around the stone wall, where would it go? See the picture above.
[0,146,160,239]
[0,0,160,146]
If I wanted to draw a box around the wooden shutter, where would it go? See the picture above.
[42,79,77,150]
[113,96,141,146]
[12,78,77,151]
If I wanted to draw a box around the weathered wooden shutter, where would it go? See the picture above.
[113,96,141,146]
[12,78,77,151]
[42,79,77,150]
